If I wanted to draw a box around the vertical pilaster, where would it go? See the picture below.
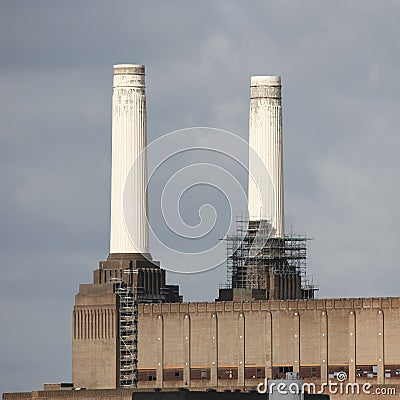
[151,270,155,295]
[283,276,287,300]
[155,270,160,294]
[161,269,166,288]
[293,311,300,374]
[210,313,218,387]
[377,309,384,384]
[183,314,191,386]
[89,309,93,339]
[156,314,164,388]
[320,310,328,383]
[238,312,245,386]
[265,311,273,379]
[145,269,149,293]
[104,309,107,339]
[296,275,302,299]
[349,310,356,382]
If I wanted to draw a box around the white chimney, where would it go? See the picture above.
[248,76,284,237]
[109,64,149,255]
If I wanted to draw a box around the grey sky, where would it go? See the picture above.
[1,0,400,393]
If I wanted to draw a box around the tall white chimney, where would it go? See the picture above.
[248,76,284,237]
[109,64,149,255]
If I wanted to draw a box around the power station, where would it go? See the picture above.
[3,64,400,400]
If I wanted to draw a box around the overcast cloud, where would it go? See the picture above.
[1,0,400,393]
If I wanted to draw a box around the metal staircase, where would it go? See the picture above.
[111,269,138,388]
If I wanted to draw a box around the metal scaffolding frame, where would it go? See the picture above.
[224,218,318,299]
[111,269,138,388]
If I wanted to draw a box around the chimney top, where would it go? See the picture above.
[251,76,281,87]
[113,64,145,75]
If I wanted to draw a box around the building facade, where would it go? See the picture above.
[136,297,400,390]
[72,295,400,390]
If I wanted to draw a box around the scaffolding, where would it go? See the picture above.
[225,218,318,300]
[110,269,138,388]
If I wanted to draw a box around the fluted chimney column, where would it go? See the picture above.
[248,76,284,237]
[110,64,149,255]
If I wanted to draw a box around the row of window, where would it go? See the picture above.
[138,368,252,381]
[137,365,400,381]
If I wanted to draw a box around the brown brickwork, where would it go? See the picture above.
[71,294,400,392]
[136,298,400,391]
